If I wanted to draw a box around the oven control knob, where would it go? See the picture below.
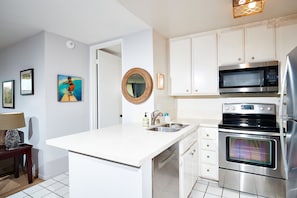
[260,107,264,111]
[225,106,229,111]
[267,107,272,111]
[231,106,235,110]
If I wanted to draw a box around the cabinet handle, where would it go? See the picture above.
[207,169,210,172]
[206,134,209,137]
[186,89,189,92]
[238,57,241,61]
[195,89,198,92]
[207,155,210,158]
[251,56,255,60]
[206,144,210,147]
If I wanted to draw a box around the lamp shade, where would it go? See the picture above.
[0,112,25,130]
[233,0,265,18]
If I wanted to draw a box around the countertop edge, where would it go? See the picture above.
[46,123,199,167]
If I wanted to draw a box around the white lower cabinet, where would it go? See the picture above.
[69,152,152,198]
[179,131,198,198]
[198,126,218,181]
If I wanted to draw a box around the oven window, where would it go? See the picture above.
[226,137,275,168]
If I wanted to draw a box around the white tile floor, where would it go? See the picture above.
[7,174,268,198]
[7,172,69,198]
[190,178,268,198]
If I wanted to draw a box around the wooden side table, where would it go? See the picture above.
[0,144,33,183]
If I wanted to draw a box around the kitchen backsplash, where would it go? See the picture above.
[177,97,280,120]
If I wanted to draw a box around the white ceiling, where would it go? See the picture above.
[0,0,297,50]
[119,0,297,38]
[0,0,149,50]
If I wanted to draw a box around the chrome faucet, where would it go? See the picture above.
[151,110,163,125]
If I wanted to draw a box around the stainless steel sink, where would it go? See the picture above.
[161,123,189,129]
[148,126,179,132]
[147,123,189,132]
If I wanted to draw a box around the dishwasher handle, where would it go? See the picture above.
[158,150,176,169]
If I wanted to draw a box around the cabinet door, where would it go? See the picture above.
[180,148,193,198]
[192,33,218,95]
[276,16,297,88]
[191,142,199,186]
[218,27,244,66]
[169,38,192,95]
[245,21,276,62]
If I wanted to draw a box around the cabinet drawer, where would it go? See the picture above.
[200,139,216,151]
[200,164,218,180]
[199,128,217,140]
[200,150,217,164]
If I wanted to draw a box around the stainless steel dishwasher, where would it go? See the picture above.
[152,143,179,198]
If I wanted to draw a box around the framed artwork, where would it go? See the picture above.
[57,74,82,102]
[2,80,15,108]
[20,68,34,95]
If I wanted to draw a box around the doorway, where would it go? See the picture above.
[95,44,122,129]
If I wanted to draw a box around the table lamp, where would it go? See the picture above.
[0,112,25,149]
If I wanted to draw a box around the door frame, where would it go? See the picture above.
[90,39,123,129]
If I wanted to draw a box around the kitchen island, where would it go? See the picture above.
[46,123,198,198]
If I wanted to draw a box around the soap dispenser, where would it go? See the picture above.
[142,112,149,128]
[164,113,171,123]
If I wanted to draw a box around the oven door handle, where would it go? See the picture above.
[219,128,284,137]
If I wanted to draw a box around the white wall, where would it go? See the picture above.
[153,31,176,120]
[0,31,90,179]
[0,32,46,177]
[90,29,172,127]
[121,30,155,124]
[42,32,90,179]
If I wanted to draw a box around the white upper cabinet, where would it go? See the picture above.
[192,32,218,95]
[218,21,276,66]
[218,27,244,65]
[169,15,296,96]
[169,32,218,96]
[169,38,192,95]
[276,15,297,82]
[245,21,276,62]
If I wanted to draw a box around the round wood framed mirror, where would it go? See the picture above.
[122,68,153,104]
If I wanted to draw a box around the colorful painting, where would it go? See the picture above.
[57,74,82,102]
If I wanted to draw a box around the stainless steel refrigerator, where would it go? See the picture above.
[280,46,297,198]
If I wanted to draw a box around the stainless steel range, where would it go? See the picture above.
[218,103,286,198]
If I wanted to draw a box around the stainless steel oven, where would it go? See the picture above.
[218,103,286,198]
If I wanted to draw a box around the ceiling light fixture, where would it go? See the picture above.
[233,0,265,18]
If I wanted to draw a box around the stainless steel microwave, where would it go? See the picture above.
[219,61,279,94]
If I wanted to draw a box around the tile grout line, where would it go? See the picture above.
[10,174,69,198]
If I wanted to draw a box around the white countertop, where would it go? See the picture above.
[178,118,220,128]
[46,123,198,167]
